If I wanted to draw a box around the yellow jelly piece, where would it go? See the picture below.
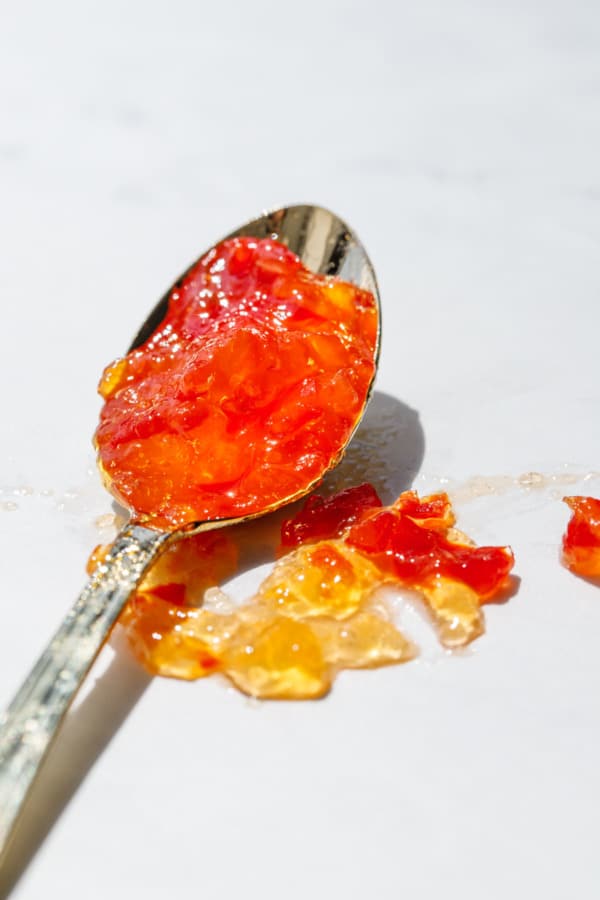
[257,540,380,620]
[123,600,241,680]
[313,611,416,669]
[223,615,331,699]
[420,578,484,647]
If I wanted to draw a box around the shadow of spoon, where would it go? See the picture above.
[0,631,151,899]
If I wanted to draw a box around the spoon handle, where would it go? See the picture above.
[0,522,170,857]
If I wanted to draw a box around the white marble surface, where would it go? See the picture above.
[1,1,600,897]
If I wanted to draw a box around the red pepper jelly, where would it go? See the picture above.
[562,496,600,578]
[95,237,378,529]
[103,486,515,698]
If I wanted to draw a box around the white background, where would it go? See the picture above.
[1,1,599,897]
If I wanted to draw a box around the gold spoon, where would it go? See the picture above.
[0,204,381,855]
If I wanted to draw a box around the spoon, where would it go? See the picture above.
[0,203,381,854]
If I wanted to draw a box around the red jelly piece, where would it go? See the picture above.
[346,499,513,598]
[562,496,600,578]
[280,483,383,549]
[393,490,454,530]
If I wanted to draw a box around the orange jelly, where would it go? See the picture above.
[107,486,515,698]
[562,496,600,578]
[345,493,514,646]
[95,237,378,529]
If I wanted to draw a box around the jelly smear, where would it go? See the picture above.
[562,496,600,578]
[104,485,515,699]
[95,237,378,529]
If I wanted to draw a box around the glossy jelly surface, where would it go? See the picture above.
[95,237,378,529]
[280,483,382,549]
[345,490,514,646]
[562,496,600,578]
[100,486,516,699]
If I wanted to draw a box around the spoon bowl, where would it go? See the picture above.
[125,203,381,533]
[0,204,380,855]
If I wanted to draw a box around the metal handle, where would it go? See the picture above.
[0,523,170,856]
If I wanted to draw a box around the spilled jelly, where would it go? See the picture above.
[88,485,516,699]
[562,496,600,578]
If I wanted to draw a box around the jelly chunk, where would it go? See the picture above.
[122,594,236,679]
[117,487,515,695]
[392,490,455,530]
[562,496,600,578]
[345,492,514,646]
[346,497,514,598]
[312,612,416,669]
[95,237,378,529]
[222,616,331,700]
[257,540,381,620]
[280,483,382,549]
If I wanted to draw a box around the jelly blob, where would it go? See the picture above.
[562,496,600,578]
[95,237,378,529]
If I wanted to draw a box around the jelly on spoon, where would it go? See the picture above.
[0,204,380,855]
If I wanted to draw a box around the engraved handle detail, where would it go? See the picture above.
[0,523,170,855]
